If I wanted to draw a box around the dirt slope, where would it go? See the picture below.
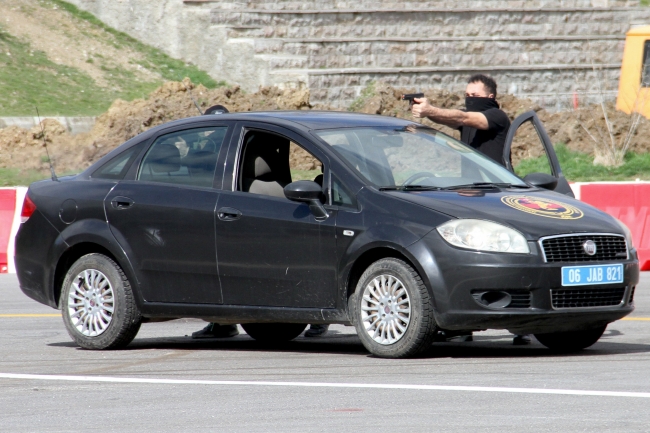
[0,0,160,87]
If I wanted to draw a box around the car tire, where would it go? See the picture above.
[352,258,436,358]
[60,253,141,350]
[534,325,607,352]
[241,323,307,342]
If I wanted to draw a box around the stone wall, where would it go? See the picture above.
[66,0,650,109]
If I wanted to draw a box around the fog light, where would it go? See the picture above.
[473,291,512,308]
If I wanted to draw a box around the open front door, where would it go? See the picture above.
[503,111,574,197]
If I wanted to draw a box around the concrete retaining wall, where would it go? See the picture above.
[65,0,650,108]
[0,117,96,135]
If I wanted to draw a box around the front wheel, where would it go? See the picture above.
[352,258,436,358]
[61,253,141,350]
[241,323,307,342]
[534,325,607,352]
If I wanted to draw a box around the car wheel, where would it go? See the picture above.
[241,323,307,342]
[60,253,141,350]
[352,258,436,358]
[534,325,607,352]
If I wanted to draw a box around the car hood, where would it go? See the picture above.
[385,188,623,240]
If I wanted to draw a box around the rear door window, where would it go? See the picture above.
[138,127,228,187]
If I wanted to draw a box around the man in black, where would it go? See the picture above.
[411,74,510,167]
[411,74,530,346]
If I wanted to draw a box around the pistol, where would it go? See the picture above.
[401,93,425,103]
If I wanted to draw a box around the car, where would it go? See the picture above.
[15,110,639,358]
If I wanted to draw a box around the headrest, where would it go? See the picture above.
[149,142,181,173]
[254,156,273,178]
[242,133,291,183]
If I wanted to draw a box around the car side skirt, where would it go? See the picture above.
[139,302,351,325]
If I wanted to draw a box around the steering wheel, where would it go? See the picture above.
[402,171,437,186]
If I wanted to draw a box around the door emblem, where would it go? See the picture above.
[501,196,584,220]
[583,240,597,256]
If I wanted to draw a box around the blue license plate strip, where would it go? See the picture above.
[561,264,624,286]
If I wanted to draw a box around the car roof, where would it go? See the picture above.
[159,111,417,131]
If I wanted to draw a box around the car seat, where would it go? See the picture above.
[185,150,218,187]
[240,132,292,197]
[140,142,181,181]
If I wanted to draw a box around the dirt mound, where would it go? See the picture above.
[2,79,649,177]
[0,78,313,175]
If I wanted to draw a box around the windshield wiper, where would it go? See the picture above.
[379,185,442,191]
[442,182,530,190]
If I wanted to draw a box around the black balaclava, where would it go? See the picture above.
[465,96,499,112]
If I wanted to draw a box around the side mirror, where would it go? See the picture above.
[284,181,328,219]
[523,172,558,190]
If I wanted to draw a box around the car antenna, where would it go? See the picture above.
[35,107,59,182]
[183,80,204,115]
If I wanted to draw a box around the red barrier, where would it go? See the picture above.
[0,189,17,273]
[580,183,650,271]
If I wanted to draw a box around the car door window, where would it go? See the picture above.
[237,130,323,197]
[138,126,227,187]
[509,121,554,178]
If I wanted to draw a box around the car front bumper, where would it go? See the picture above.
[408,233,639,335]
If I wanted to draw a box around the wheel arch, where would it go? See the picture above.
[53,219,141,309]
[344,245,435,310]
[53,242,121,308]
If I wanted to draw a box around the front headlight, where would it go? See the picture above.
[613,218,635,249]
[436,219,530,254]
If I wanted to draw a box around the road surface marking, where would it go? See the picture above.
[0,372,649,398]
[621,317,650,321]
[0,314,60,317]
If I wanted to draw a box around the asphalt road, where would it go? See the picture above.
[1,273,649,433]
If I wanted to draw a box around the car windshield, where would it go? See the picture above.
[315,125,528,189]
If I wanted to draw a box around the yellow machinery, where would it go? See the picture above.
[617,25,650,118]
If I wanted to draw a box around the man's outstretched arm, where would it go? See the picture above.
[411,97,489,130]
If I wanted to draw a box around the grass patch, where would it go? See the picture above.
[0,167,82,186]
[0,0,224,116]
[348,81,377,112]
[515,144,650,182]
[0,168,51,187]
[290,169,321,182]
[0,29,116,115]
[48,0,222,88]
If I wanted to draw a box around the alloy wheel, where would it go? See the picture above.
[67,269,115,337]
[360,274,411,345]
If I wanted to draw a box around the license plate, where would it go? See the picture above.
[561,264,624,286]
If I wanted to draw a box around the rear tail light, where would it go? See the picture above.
[21,195,37,223]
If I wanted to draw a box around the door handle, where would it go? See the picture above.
[217,207,242,221]
[110,196,134,210]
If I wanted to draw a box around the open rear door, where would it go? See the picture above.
[503,111,574,197]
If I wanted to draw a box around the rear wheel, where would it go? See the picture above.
[241,323,307,342]
[534,325,607,352]
[61,253,141,350]
[352,258,436,358]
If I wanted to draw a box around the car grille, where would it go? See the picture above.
[551,287,626,309]
[540,234,627,263]
[629,286,636,304]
